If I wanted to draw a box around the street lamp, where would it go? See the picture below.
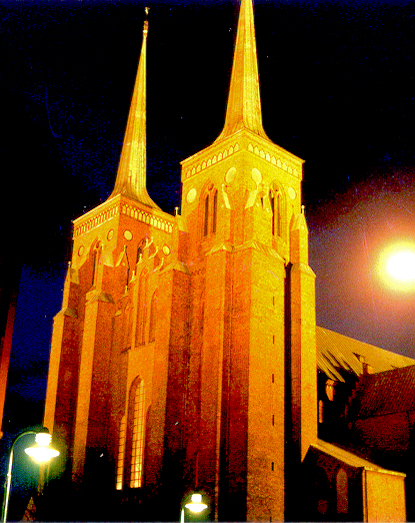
[377,241,415,292]
[180,493,208,522]
[1,428,59,523]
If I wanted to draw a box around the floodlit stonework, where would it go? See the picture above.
[42,1,408,521]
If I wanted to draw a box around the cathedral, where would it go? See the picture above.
[41,1,413,521]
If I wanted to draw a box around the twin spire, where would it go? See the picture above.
[215,0,268,142]
[110,0,267,204]
[109,13,159,208]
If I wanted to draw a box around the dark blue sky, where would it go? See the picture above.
[2,0,415,428]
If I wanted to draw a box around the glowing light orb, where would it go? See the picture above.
[185,494,208,513]
[378,242,415,292]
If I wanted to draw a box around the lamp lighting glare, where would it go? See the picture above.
[386,251,415,282]
[185,494,208,513]
[378,241,415,292]
[24,432,59,463]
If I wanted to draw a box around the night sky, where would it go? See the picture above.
[2,0,415,432]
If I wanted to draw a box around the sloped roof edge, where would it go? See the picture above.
[310,439,406,477]
[317,326,415,381]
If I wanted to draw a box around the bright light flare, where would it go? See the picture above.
[24,432,59,463]
[185,494,208,513]
[378,242,415,292]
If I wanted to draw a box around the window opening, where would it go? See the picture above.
[204,195,209,237]
[116,415,127,490]
[270,189,282,237]
[130,379,145,488]
[270,192,275,236]
[276,192,282,236]
[148,290,158,342]
[91,243,101,286]
[336,469,349,514]
[212,190,218,234]
[136,271,148,346]
[136,247,143,264]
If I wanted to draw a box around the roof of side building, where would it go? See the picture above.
[349,365,415,419]
[316,326,415,382]
[309,439,406,476]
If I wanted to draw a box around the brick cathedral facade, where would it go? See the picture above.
[42,1,407,521]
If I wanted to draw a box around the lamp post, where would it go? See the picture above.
[180,493,208,522]
[1,428,59,523]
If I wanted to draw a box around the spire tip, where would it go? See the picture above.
[143,7,149,34]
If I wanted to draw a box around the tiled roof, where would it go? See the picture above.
[316,326,415,382]
[310,439,405,476]
[350,365,415,419]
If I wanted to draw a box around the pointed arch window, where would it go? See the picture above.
[148,290,158,343]
[276,192,282,236]
[136,270,148,346]
[136,238,147,265]
[269,189,282,237]
[336,468,349,515]
[130,378,145,488]
[91,241,101,287]
[203,194,209,237]
[212,190,218,234]
[123,304,133,350]
[202,188,219,238]
[136,246,143,264]
[116,415,127,490]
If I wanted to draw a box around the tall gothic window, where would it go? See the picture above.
[91,242,101,286]
[116,415,127,490]
[212,190,218,234]
[136,270,148,346]
[269,189,282,237]
[130,378,145,488]
[270,192,275,236]
[136,246,143,264]
[336,468,349,515]
[203,189,218,238]
[136,238,147,264]
[203,194,209,237]
[148,290,158,343]
[123,304,133,350]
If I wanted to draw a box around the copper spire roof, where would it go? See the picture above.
[109,17,159,209]
[215,0,269,143]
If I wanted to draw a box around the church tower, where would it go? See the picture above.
[180,0,316,520]
[43,1,317,521]
[43,15,191,517]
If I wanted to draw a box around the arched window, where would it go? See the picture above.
[212,190,218,234]
[270,191,275,236]
[91,241,101,286]
[336,468,348,515]
[269,189,282,237]
[316,468,330,516]
[276,192,282,236]
[130,378,145,488]
[148,290,158,343]
[136,246,143,264]
[136,270,148,346]
[203,194,209,237]
[123,304,133,350]
[137,238,147,265]
[116,415,127,490]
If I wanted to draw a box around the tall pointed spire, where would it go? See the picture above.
[215,0,268,142]
[109,13,159,209]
